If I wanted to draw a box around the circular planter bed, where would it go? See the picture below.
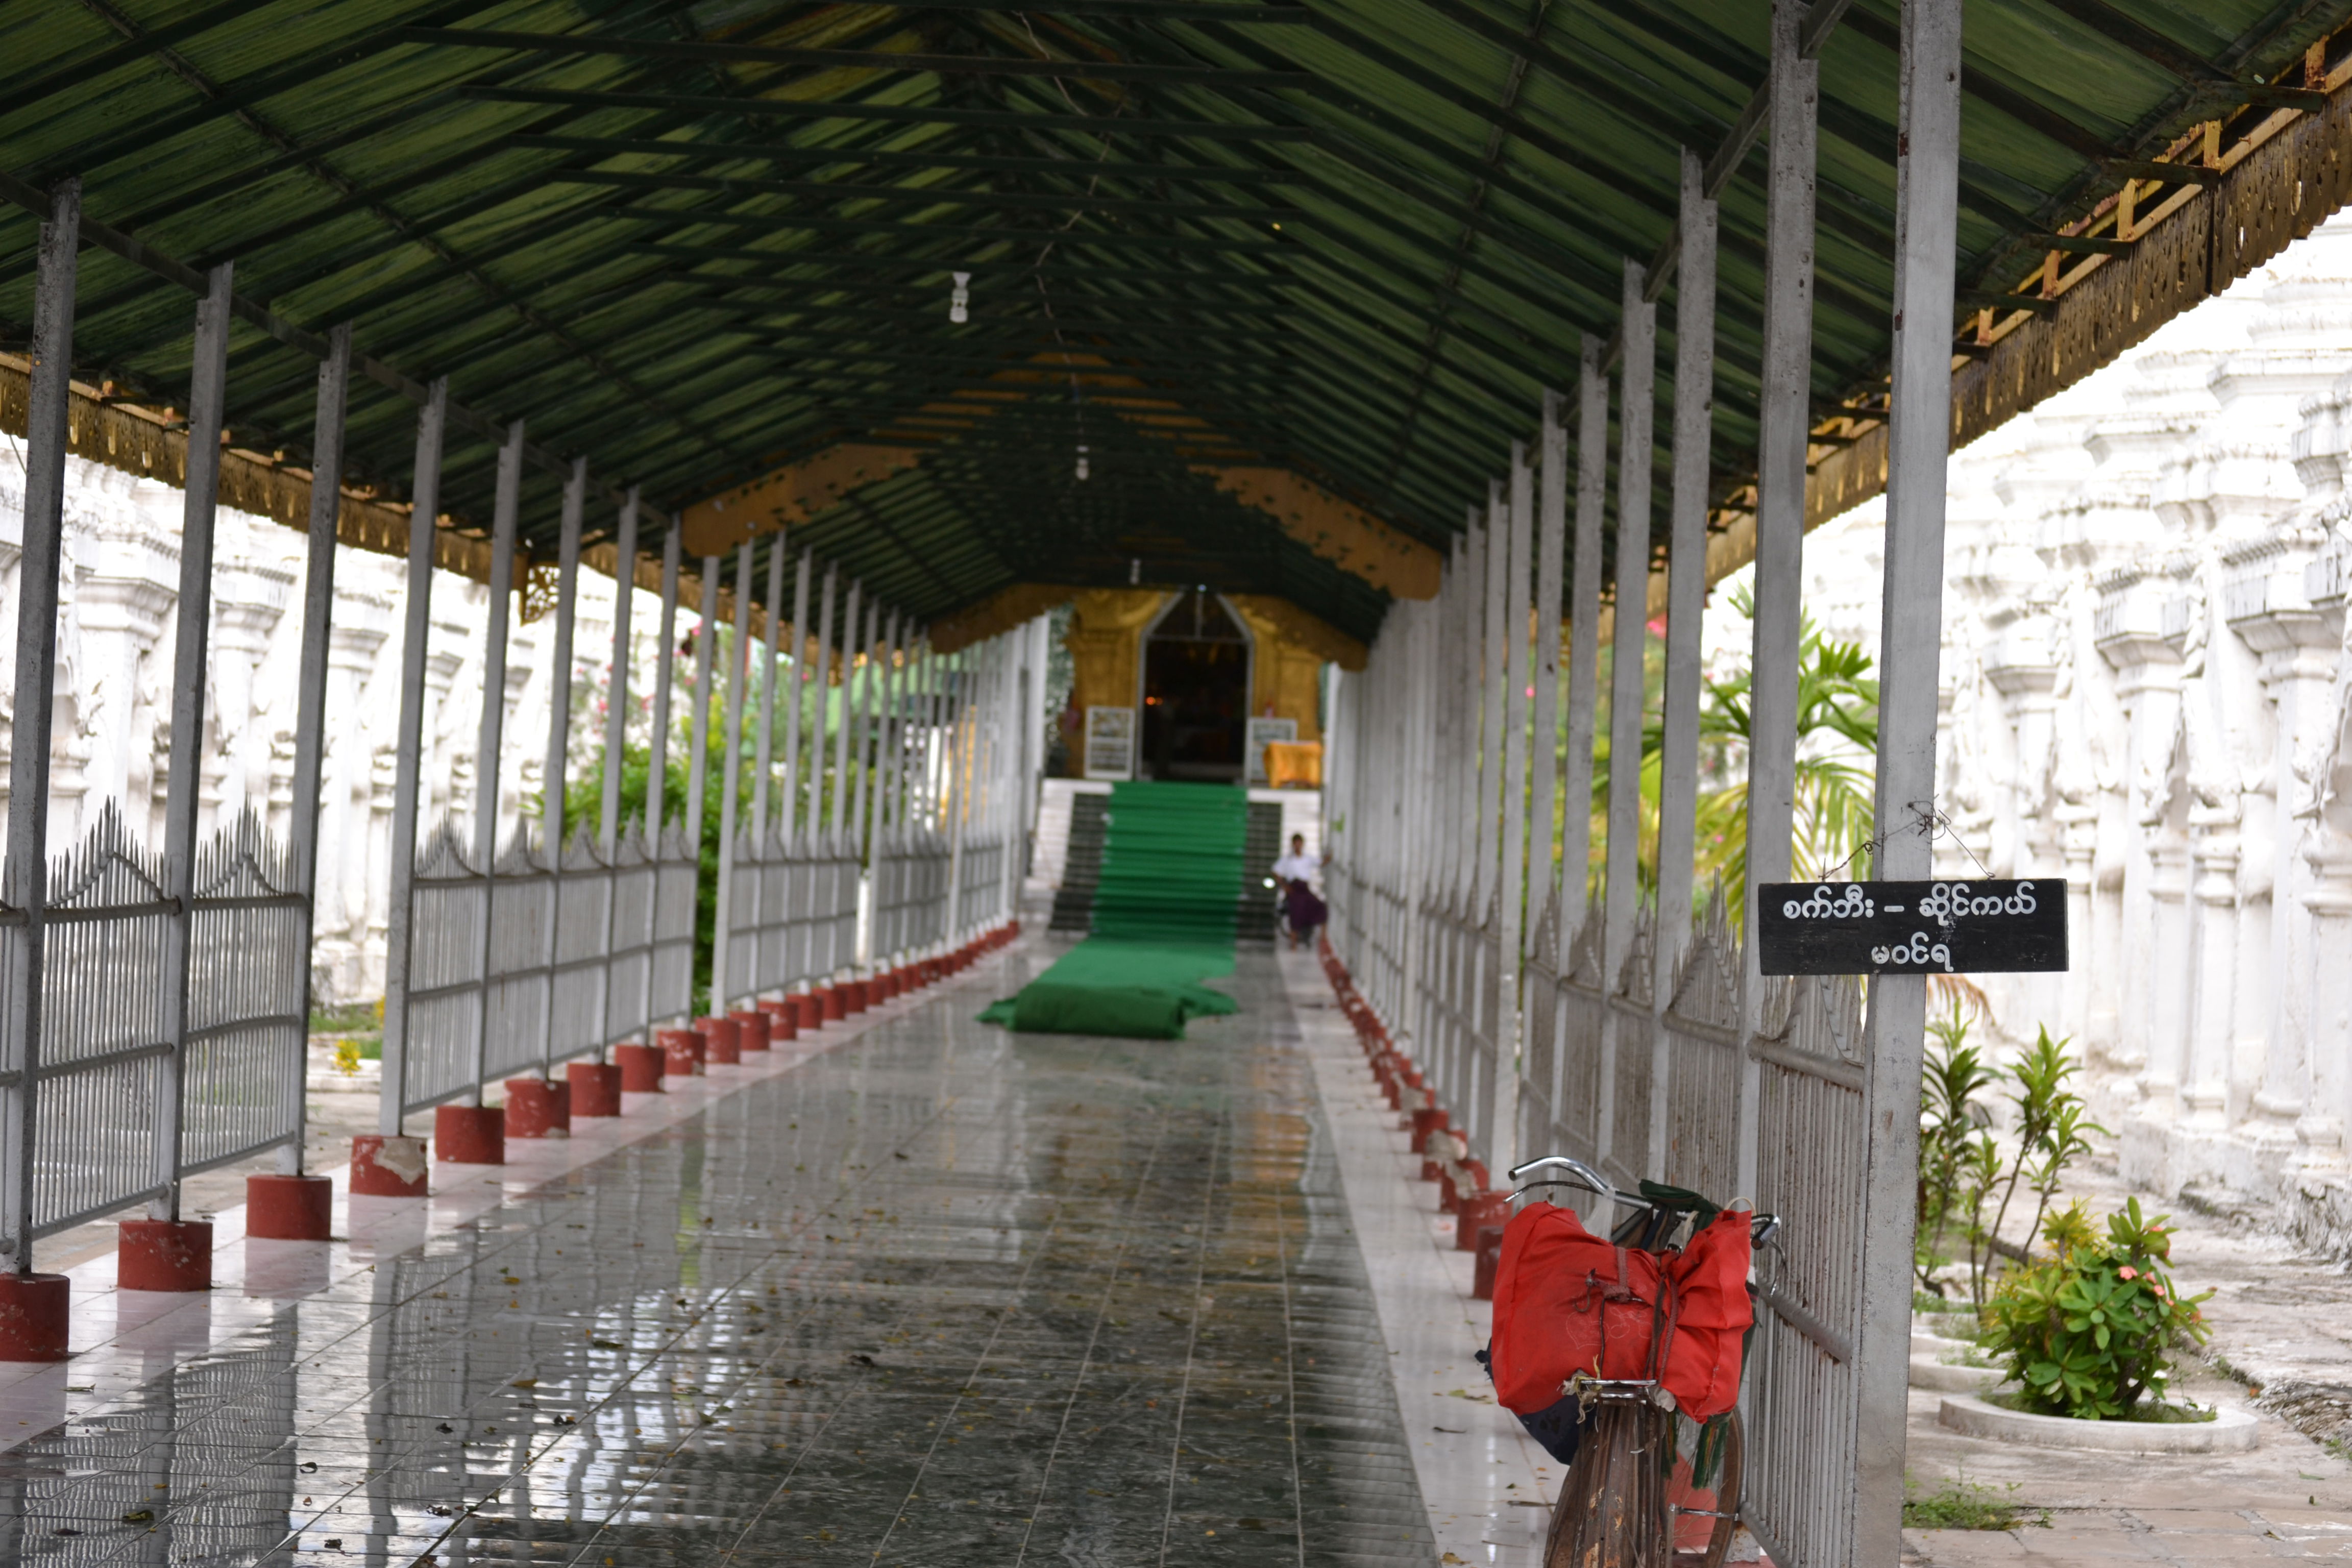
[1909,1356,2005,1394]
[1938,1393,2257,1454]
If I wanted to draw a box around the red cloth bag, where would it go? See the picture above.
[1487,1202,1753,1422]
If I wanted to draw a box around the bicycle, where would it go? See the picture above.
[1494,1155,1780,1568]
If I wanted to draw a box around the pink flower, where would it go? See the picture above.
[2117,1266,2138,1281]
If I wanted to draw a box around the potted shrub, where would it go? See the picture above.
[1980,1198,2211,1420]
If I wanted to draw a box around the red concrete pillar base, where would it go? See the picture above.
[729,1010,770,1053]
[118,1219,214,1291]
[821,986,846,1021]
[1456,1190,1510,1252]
[504,1076,570,1137]
[351,1134,429,1197]
[848,979,872,1014]
[658,1028,704,1077]
[1472,1224,1507,1300]
[434,1104,505,1166]
[794,992,824,1031]
[756,998,796,1043]
[245,1173,333,1240]
[1411,1110,1451,1181]
[0,1273,70,1361]
[567,1061,623,1118]
[695,1015,740,1065]
[615,1042,664,1092]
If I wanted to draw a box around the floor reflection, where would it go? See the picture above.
[0,953,1433,1564]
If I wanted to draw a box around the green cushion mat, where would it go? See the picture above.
[975,938,1239,1040]
[983,781,1245,1038]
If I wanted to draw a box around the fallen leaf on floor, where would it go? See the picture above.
[1443,1389,1494,1403]
[1433,1426,1465,1434]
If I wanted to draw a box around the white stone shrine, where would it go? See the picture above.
[0,450,672,1006]
[1759,213,2352,1249]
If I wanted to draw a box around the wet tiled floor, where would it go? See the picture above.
[0,945,1436,1565]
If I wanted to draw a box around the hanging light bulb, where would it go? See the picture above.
[1075,443,1090,481]
[948,271,970,324]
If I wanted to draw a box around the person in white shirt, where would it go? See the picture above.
[1272,834,1327,949]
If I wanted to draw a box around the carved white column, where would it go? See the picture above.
[500,622,538,846]
[0,460,22,813]
[2096,563,2186,1110]
[2223,530,2338,1153]
[74,469,178,840]
[424,602,473,831]
[314,583,392,1000]
[208,543,293,835]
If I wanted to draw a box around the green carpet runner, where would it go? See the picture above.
[982,781,1245,1039]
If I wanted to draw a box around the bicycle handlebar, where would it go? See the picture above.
[1508,1154,1781,1247]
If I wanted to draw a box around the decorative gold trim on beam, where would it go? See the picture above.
[928,580,1366,671]
[1189,465,1441,600]
[680,442,922,555]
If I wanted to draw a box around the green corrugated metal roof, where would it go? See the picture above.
[2,0,2344,644]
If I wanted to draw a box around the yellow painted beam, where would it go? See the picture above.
[680,443,922,555]
[1190,465,1441,600]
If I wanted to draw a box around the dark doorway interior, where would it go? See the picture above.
[1141,591,1250,783]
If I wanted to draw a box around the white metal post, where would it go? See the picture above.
[945,651,969,942]
[1603,259,1657,1177]
[153,260,234,1218]
[1492,444,1534,1177]
[644,519,682,1022]
[1739,0,1820,1199]
[646,520,681,841]
[1654,148,1720,1178]
[870,616,894,964]
[379,378,449,1138]
[598,490,640,853]
[682,555,720,966]
[1853,5,1963,1559]
[781,552,812,852]
[778,551,812,987]
[712,543,752,1011]
[284,321,352,1177]
[1530,392,1567,953]
[536,461,585,1075]
[1478,499,1506,923]
[1561,340,1608,962]
[752,543,785,843]
[1655,150,1718,997]
[465,421,524,1102]
[850,596,881,969]
[594,489,640,1052]
[2,177,78,1275]
[813,567,842,976]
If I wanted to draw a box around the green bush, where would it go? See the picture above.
[1981,1198,2211,1419]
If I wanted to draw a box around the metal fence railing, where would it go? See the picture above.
[389,820,697,1122]
[0,803,307,1254]
[717,829,866,1012]
[1322,522,1913,1568]
[871,828,950,965]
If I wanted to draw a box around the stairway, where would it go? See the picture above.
[1236,800,1284,945]
[1048,792,1109,933]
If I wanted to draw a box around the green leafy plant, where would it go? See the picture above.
[1916,1003,1995,1297]
[1688,585,1880,926]
[1969,1027,2108,1309]
[1981,1198,2212,1420]
[1901,1471,2046,1531]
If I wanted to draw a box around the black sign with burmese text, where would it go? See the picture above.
[1756,879,2068,976]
